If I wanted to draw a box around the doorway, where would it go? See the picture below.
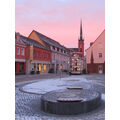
[98,65,103,74]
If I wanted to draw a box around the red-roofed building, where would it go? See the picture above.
[15,33,27,75]
[15,32,51,75]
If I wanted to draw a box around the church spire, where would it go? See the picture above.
[80,19,83,40]
[78,19,84,56]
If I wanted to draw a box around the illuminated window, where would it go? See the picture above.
[38,64,41,71]
[43,64,46,72]
[21,48,24,56]
[17,47,20,55]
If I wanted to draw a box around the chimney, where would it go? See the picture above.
[90,42,93,46]
[16,32,20,41]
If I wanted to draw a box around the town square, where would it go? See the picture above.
[15,74,105,120]
[15,27,105,119]
[15,0,105,120]
[1,0,120,120]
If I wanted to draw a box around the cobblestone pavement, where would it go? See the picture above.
[16,73,69,83]
[15,74,105,120]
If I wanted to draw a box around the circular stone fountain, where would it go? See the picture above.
[41,89,101,115]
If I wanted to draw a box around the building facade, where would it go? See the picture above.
[15,33,27,75]
[15,32,51,74]
[28,30,70,73]
[86,30,105,74]
[69,21,86,74]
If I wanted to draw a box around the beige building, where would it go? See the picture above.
[28,30,70,73]
[86,30,105,74]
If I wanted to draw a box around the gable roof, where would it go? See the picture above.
[21,35,50,50]
[15,33,27,46]
[86,29,105,51]
[15,32,50,50]
[33,30,67,50]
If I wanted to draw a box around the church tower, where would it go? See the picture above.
[78,20,84,57]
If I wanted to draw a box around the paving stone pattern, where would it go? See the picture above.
[15,75,105,120]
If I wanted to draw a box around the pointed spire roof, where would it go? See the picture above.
[79,19,84,41]
[80,19,82,39]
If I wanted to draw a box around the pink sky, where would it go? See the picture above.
[15,0,105,50]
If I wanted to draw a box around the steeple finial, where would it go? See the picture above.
[80,19,82,40]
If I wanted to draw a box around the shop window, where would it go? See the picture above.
[21,48,24,56]
[98,65,103,74]
[17,47,20,55]
[99,53,102,58]
[19,63,24,73]
[31,64,34,71]
[38,64,41,71]
[43,64,46,72]
[34,63,36,71]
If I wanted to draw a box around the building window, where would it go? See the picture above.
[99,53,102,58]
[43,64,46,72]
[21,48,24,56]
[53,46,55,50]
[57,48,59,52]
[17,47,20,55]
